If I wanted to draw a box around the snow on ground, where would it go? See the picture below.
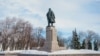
[50,49,100,54]
[0,50,48,55]
[0,49,100,54]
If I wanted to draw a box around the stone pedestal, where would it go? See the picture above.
[40,26,66,52]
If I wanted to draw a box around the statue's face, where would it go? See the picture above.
[49,8,51,11]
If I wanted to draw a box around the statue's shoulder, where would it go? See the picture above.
[47,12,49,16]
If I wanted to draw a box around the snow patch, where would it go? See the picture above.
[50,49,100,54]
[0,50,48,54]
[0,49,100,54]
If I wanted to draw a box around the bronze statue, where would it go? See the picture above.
[46,8,55,27]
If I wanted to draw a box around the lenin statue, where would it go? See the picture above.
[46,8,55,27]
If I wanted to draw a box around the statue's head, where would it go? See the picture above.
[49,8,51,11]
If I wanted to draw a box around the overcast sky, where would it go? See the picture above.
[0,0,100,38]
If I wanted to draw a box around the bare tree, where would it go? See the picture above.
[78,30,100,50]
[34,27,44,47]
[57,31,65,47]
[0,17,46,51]
[0,18,16,51]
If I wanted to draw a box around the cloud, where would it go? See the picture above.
[0,0,100,38]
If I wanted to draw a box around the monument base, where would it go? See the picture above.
[40,26,66,52]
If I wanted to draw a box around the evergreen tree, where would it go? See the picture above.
[72,29,80,49]
[94,40,98,51]
[88,40,92,49]
[81,39,85,49]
